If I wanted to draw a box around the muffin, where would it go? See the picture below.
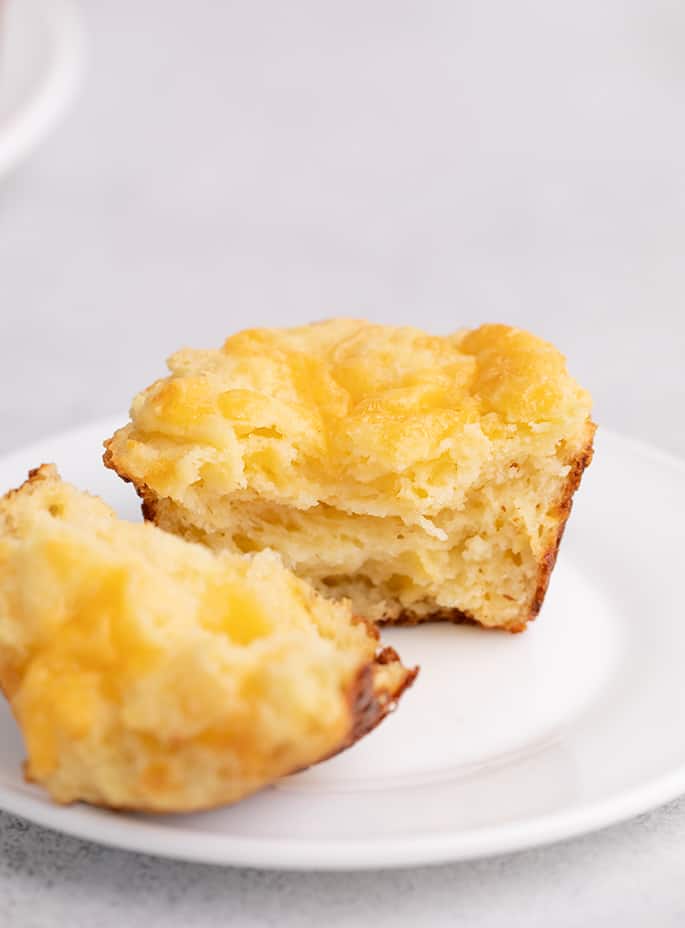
[105,319,594,632]
[0,464,415,811]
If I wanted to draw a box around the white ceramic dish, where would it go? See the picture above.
[0,0,84,178]
[0,418,683,870]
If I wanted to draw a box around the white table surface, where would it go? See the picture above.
[2,1,685,924]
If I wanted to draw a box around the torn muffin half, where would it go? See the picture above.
[105,319,594,631]
[0,465,416,812]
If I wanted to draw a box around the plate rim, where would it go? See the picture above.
[0,417,684,870]
[0,761,684,870]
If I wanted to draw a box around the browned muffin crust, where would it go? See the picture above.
[334,647,418,760]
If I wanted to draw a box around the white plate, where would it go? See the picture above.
[0,0,85,178]
[0,418,683,870]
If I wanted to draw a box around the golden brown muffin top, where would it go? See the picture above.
[106,320,592,521]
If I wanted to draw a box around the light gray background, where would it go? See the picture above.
[1,1,685,924]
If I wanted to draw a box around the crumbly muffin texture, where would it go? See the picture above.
[105,319,594,631]
[0,465,414,811]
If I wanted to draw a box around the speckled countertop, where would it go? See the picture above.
[2,1,685,924]
[3,804,685,927]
